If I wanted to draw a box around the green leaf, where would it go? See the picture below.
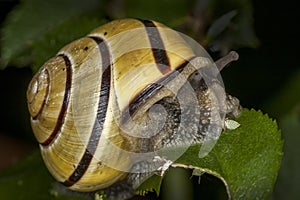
[0,151,85,200]
[31,17,104,72]
[0,0,103,69]
[273,106,300,200]
[137,109,282,199]
[136,174,163,196]
[180,109,282,199]
[257,55,300,200]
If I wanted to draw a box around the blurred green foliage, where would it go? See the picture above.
[0,0,258,70]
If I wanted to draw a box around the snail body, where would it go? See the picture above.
[27,19,241,193]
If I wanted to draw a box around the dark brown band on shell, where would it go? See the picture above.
[122,58,195,124]
[139,19,171,75]
[41,54,72,146]
[63,36,111,187]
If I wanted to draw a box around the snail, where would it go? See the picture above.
[26,18,241,196]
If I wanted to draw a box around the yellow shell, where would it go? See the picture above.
[26,19,211,192]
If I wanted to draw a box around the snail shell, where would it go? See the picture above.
[27,19,235,192]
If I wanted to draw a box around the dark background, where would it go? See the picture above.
[0,0,299,198]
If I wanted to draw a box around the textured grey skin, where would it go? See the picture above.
[105,69,242,199]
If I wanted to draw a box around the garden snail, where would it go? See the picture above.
[26,18,241,194]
